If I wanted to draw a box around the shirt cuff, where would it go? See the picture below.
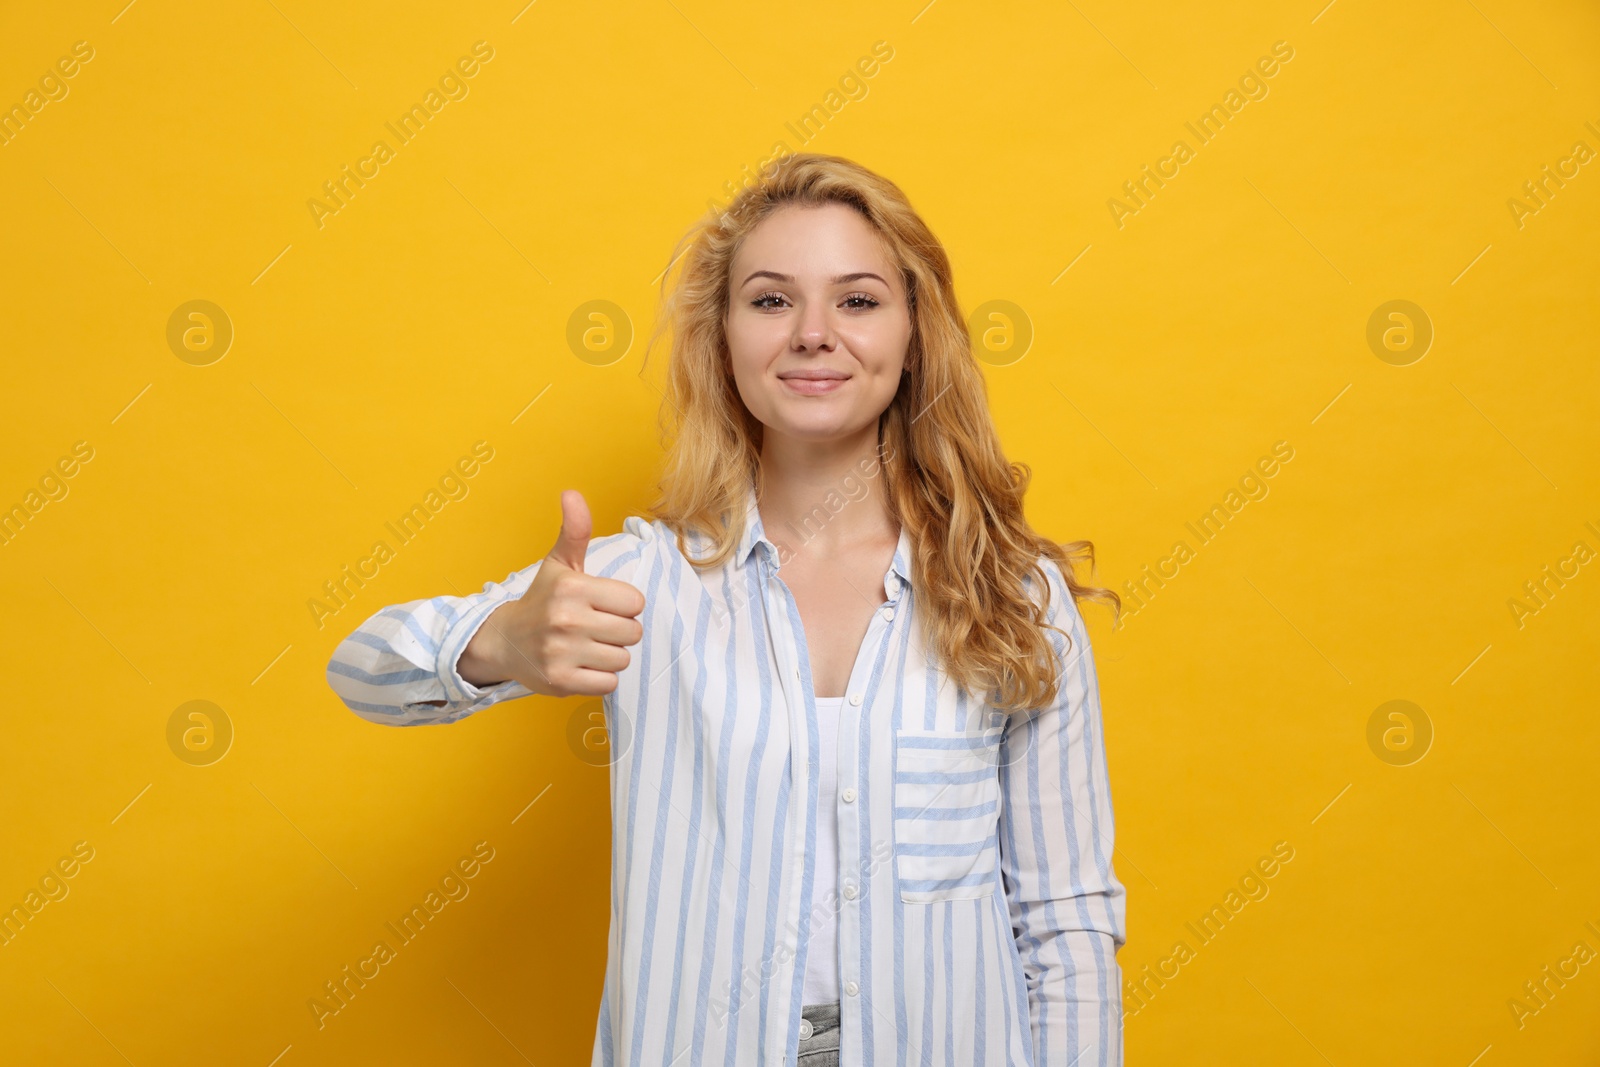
[436,595,518,706]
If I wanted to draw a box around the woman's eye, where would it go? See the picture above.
[751,291,786,309]
[843,293,880,310]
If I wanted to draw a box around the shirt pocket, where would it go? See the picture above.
[892,727,1002,904]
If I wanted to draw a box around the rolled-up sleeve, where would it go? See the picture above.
[325,564,542,726]
[996,559,1127,1066]
[325,519,654,726]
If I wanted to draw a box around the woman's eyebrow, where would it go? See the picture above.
[738,270,889,288]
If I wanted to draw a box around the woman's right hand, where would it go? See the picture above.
[457,490,646,697]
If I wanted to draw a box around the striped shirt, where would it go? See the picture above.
[325,484,1127,1066]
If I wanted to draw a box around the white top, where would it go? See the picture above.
[801,695,845,1007]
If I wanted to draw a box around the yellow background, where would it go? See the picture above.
[2,0,1596,1063]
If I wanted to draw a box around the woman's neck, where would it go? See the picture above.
[756,427,897,563]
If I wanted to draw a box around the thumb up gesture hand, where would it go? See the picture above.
[458,490,646,697]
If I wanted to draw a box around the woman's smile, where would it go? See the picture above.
[778,372,851,396]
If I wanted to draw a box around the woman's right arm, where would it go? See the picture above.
[325,565,543,727]
[325,493,652,727]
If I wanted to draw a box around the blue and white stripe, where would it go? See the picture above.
[326,484,1126,1065]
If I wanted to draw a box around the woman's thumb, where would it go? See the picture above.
[547,489,592,572]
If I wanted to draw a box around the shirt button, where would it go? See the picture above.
[845,980,860,996]
[841,787,856,803]
[843,882,857,900]
[881,607,895,621]
[799,1018,814,1040]
[849,694,862,706]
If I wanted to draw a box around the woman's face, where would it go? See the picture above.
[725,202,912,445]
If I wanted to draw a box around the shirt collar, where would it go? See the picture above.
[735,482,913,595]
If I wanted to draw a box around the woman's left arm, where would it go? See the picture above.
[996,560,1128,1067]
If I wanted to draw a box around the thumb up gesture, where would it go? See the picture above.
[457,490,646,697]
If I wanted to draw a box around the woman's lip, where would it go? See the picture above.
[780,375,848,395]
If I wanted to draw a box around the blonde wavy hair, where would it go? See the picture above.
[640,152,1119,714]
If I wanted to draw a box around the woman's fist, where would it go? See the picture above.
[457,490,646,697]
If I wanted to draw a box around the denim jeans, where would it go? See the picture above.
[797,1001,841,1065]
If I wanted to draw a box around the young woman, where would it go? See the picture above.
[327,153,1126,1067]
